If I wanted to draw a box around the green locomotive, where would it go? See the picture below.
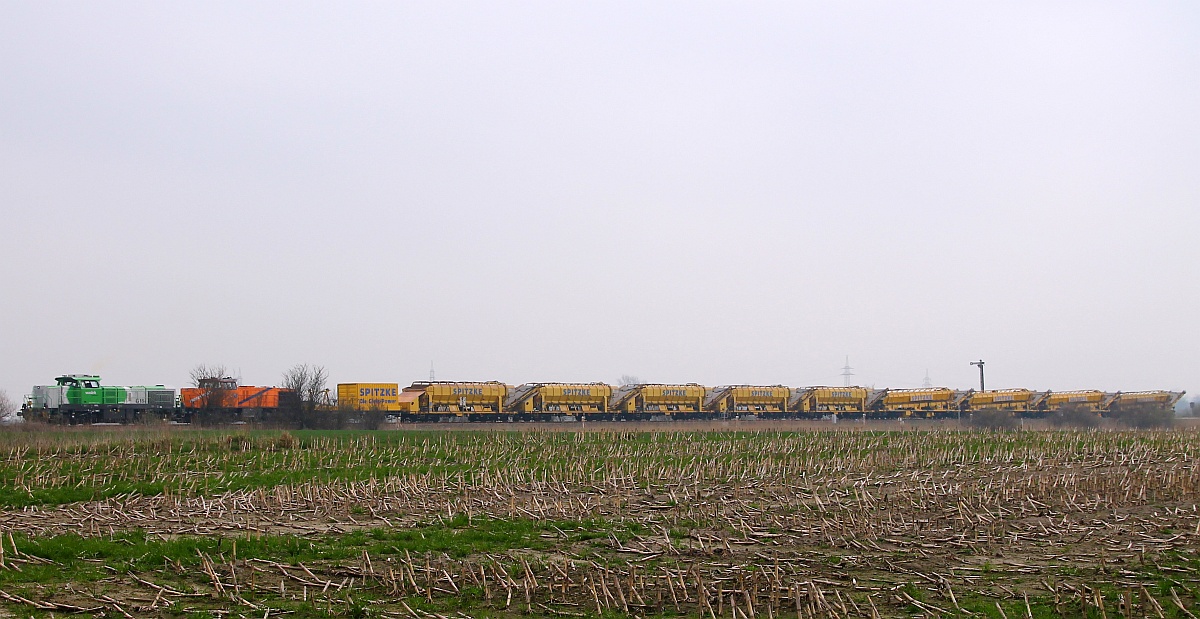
[22,375,175,424]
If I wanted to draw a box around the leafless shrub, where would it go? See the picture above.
[330,398,389,430]
[1110,403,1175,429]
[281,364,330,429]
[357,409,389,430]
[965,407,1018,430]
[619,374,641,386]
[1047,404,1102,429]
[274,430,298,449]
[221,432,253,451]
[0,390,19,423]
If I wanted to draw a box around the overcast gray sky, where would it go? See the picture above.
[2,2,1197,402]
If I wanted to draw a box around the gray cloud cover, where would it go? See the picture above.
[1,2,1197,400]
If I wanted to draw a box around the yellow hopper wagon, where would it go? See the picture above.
[872,387,958,418]
[1106,391,1186,414]
[610,384,706,419]
[398,381,507,421]
[704,385,790,418]
[505,383,612,420]
[1042,390,1105,414]
[788,387,870,418]
[968,389,1040,414]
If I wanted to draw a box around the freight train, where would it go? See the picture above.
[18,374,1186,425]
[21,375,294,424]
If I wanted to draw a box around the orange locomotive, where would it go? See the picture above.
[180,377,295,419]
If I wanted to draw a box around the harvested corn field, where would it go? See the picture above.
[0,428,1198,618]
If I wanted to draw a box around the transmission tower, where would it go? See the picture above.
[922,369,933,389]
[841,356,854,387]
[429,361,435,382]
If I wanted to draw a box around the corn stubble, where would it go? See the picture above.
[0,429,1198,617]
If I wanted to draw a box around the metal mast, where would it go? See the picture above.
[969,360,985,391]
[841,356,854,387]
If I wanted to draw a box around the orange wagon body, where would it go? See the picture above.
[181,384,293,409]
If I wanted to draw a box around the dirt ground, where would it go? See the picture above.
[0,428,1198,617]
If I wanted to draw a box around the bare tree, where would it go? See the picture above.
[189,363,234,411]
[0,390,19,423]
[189,363,229,386]
[619,375,641,386]
[281,364,330,428]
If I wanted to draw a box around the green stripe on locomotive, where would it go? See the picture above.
[65,384,127,405]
